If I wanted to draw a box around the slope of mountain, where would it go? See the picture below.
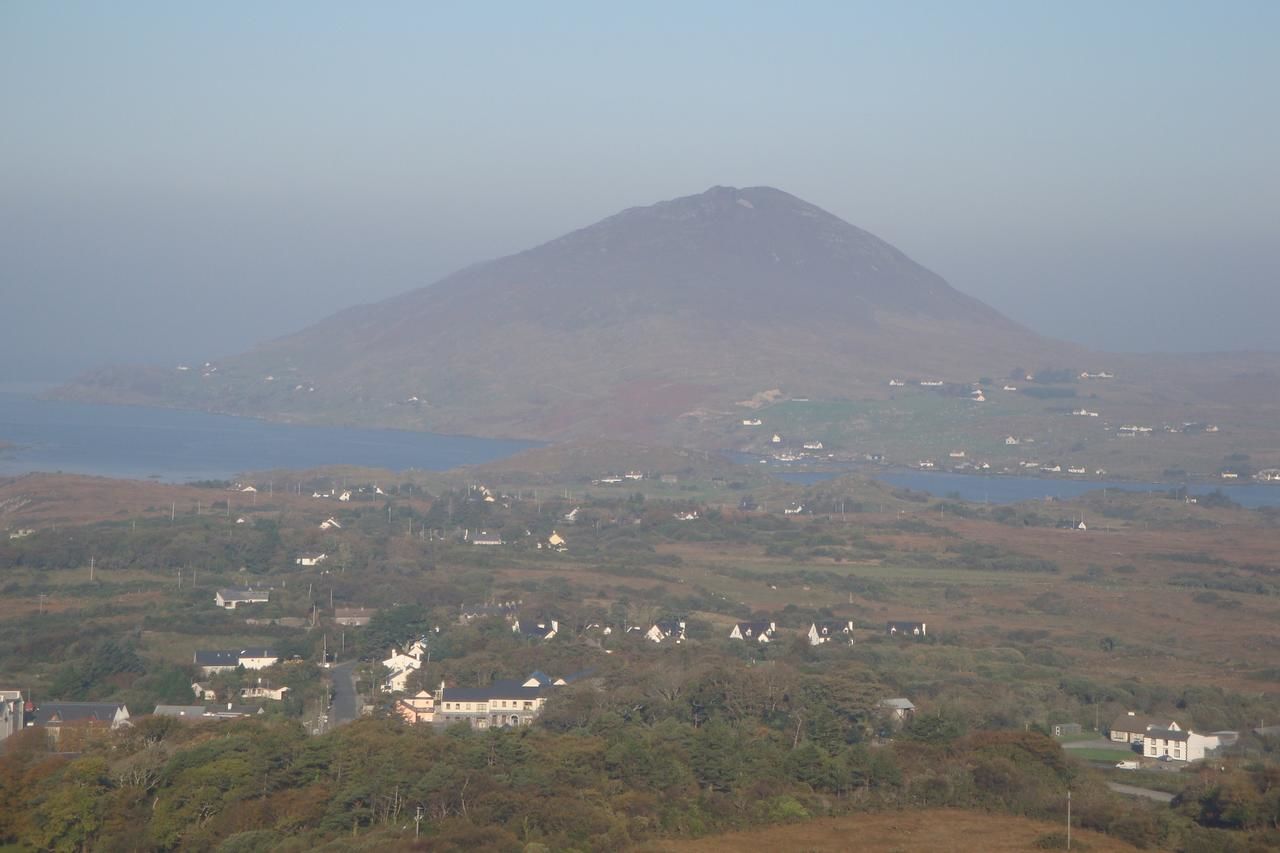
[60,186,1079,440]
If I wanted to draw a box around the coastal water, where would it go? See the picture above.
[0,393,538,482]
[772,467,1280,509]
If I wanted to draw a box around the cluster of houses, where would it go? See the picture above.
[1108,711,1238,763]
[391,669,596,730]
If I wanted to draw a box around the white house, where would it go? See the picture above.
[728,621,777,643]
[1005,436,1020,446]
[193,648,279,675]
[295,552,327,567]
[807,620,855,646]
[470,530,504,546]
[645,620,686,644]
[214,588,269,609]
[382,644,426,693]
[319,517,342,530]
[886,620,927,638]
[742,418,762,426]
[1143,728,1233,762]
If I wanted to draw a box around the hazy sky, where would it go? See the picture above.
[2,2,1277,381]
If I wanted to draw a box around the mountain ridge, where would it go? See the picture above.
[58,186,1082,441]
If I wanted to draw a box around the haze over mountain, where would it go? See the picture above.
[62,186,1081,440]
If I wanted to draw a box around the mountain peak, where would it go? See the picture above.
[62,186,1062,441]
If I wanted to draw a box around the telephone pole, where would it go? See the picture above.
[1067,789,1072,850]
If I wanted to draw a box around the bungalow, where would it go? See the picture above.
[673,510,699,521]
[190,682,217,701]
[338,490,352,502]
[645,620,686,644]
[470,530,504,546]
[1002,385,1018,392]
[807,620,855,646]
[729,621,777,643]
[1108,711,1180,745]
[742,418,763,426]
[512,619,559,641]
[295,552,327,567]
[888,379,905,387]
[783,503,804,515]
[458,601,520,624]
[319,517,342,530]
[802,441,824,451]
[1005,436,1020,445]
[240,685,289,701]
[334,607,377,627]
[881,698,916,721]
[886,620,927,638]
[214,588,269,609]
[194,648,279,676]
[771,434,782,444]
[563,506,581,523]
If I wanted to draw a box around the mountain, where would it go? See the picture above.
[60,186,1078,440]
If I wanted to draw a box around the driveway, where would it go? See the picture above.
[1107,782,1175,803]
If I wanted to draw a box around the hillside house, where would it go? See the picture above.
[886,621,927,638]
[1005,436,1020,445]
[319,517,342,530]
[194,648,279,676]
[30,702,131,746]
[729,621,777,643]
[881,698,916,722]
[807,620,855,646]
[512,619,559,641]
[470,530,504,546]
[1143,727,1235,762]
[1108,712,1180,745]
[191,682,217,701]
[394,690,436,725]
[214,588,269,609]
[783,503,804,515]
[334,607,377,627]
[240,684,289,701]
[803,441,824,450]
[295,552,327,567]
[382,643,426,693]
[646,620,686,644]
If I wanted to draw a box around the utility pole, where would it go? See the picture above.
[414,805,423,839]
[1067,789,1072,850]
[178,568,182,590]
[89,556,95,582]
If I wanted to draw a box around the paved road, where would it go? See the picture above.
[329,661,359,726]
[1107,782,1175,803]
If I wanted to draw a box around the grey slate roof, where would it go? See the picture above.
[31,702,127,726]
[441,680,546,702]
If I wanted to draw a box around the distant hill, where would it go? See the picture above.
[60,186,1081,441]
